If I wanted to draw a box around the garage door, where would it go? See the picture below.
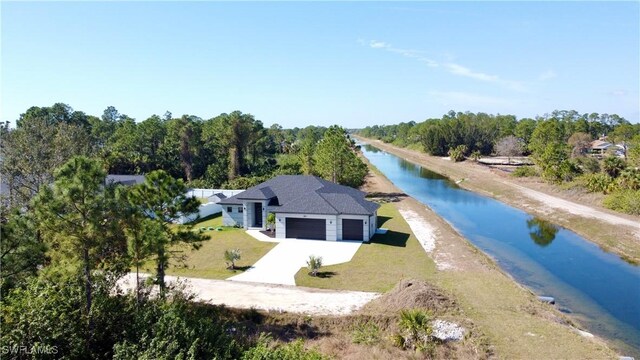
[342,219,363,241]
[285,218,326,240]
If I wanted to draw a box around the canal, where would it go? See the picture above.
[360,143,640,356]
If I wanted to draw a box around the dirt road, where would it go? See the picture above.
[118,273,379,315]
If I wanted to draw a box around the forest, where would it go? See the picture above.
[1,103,368,209]
[357,110,640,215]
[0,103,367,359]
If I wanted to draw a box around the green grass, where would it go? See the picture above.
[140,214,277,279]
[294,203,436,292]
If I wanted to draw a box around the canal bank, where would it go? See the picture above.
[353,136,640,265]
[359,153,620,358]
[358,141,640,357]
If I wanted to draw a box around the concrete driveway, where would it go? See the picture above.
[228,237,362,286]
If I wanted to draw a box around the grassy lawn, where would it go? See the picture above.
[294,203,437,292]
[140,214,277,279]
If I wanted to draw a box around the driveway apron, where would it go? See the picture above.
[228,239,362,285]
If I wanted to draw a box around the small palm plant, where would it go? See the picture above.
[307,255,323,276]
[266,213,276,232]
[392,309,434,353]
[224,248,241,270]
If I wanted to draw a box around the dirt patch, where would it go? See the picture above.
[361,279,458,316]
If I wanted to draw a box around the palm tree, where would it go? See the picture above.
[392,309,433,352]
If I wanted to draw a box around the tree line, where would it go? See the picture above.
[1,103,368,210]
[357,110,640,215]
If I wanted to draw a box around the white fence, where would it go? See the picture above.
[186,188,245,199]
[176,188,245,224]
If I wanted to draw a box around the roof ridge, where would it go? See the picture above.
[316,190,341,214]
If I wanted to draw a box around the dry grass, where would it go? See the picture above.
[140,214,277,279]
[294,203,436,292]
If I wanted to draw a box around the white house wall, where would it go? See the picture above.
[222,205,244,226]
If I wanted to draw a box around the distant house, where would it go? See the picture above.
[105,174,146,186]
[207,192,227,203]
[219,175,380,242]
[589,139,625,158]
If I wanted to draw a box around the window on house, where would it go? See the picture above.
[238,207,243,213]
[227,207,232,213]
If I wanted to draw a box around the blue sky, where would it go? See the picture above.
[2,1,639,128]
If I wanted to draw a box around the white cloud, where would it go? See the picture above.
[367,39,438,67]
[609,89,627,96]
[369,40,389,49]
[363,39,525,90]
[444,63,499,82]
[538,70,557,81]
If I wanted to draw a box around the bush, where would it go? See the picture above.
[574,156,600,174]
[392,309,435,354]
[307,255,323,277]
[511,166,538,178]
[603,156,626,178]
[448,145,468,162]
[224,249,242,270]
[581,173,614,193]
[242,334,328,360]
[603,190,640,215]
[616,168,640,191]
[351,321,381,345]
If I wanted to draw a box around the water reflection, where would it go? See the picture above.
[363,144,382,153]
[526,217,559,247]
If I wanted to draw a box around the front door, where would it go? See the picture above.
[254,202,262,227]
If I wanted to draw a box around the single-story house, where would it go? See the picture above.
[589,139,625,158]
[219,175,380,242]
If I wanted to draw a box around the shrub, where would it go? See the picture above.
[351,321,381,345]
[574,156,600,174]
[602,156,626,178]
[469,150,482,162]
[616,168,640,191]
[224,249,241,270]
[581,173,614,193]
[511,166,538,178]
[392,309,434,354]
[242,334,329,360]
[307,255,323,277]
[448,145,468,162]
[603,190,640,215]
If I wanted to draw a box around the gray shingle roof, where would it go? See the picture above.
[106,174,146,186]
[219,175,379,216]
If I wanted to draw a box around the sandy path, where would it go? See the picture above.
[118,273,379,315]
[506,181,640,234]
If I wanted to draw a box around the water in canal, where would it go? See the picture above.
[360,143,640,356]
